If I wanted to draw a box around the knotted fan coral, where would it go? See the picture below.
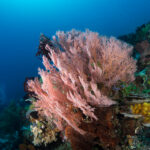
[27,29,136,135]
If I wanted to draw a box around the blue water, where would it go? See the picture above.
[0,0,150,103]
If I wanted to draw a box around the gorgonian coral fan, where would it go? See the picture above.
[27,29,136,135]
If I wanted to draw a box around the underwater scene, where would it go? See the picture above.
[1,0,150,150]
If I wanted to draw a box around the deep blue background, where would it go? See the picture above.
[0,0,150,103]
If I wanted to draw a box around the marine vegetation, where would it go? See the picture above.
[25,29,138,150]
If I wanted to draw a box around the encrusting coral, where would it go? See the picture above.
[27,29,136,137]
[131,103,150,123]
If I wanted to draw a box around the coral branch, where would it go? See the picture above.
[27,29,136,134]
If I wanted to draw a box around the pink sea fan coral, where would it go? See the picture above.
[27,29,136,134]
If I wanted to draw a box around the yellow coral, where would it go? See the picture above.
[130,102,150,123]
